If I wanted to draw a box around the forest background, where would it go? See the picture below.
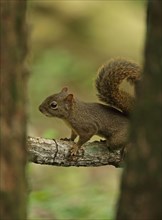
[27,1,146,219]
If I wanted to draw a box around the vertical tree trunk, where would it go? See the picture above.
[116,1,162,220]
[0,1,28,219]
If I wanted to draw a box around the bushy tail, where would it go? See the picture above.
[95,58,141,115]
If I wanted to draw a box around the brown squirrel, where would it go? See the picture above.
[39,58,141,155]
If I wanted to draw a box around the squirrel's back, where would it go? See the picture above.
[95,58,141,115]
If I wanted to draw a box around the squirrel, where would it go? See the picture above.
[39,58,141,156]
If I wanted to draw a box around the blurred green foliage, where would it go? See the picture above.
[28,165,121,220]
[27,1,146,219]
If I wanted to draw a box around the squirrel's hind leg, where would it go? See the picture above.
[107,130,130,161]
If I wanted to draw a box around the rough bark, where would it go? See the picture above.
[0,1,28,220]
[27,136,123,168]
[116,1,162,220]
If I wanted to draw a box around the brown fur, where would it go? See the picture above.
[96,58,141,115]
[39,58,141,155]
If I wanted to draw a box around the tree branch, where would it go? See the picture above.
[27,136,123,168]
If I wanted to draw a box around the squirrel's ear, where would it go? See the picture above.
[61,87,68,93]
[64,94,74,109]
[65,94,73,102]
[64,94,74,110]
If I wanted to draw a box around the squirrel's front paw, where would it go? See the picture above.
[70,143,79,156]
[70,144,79,156]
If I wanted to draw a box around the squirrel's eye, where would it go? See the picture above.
[50,101,58,109]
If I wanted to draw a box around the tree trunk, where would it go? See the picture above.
[0,1,28,219]
[116,1,162,220]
